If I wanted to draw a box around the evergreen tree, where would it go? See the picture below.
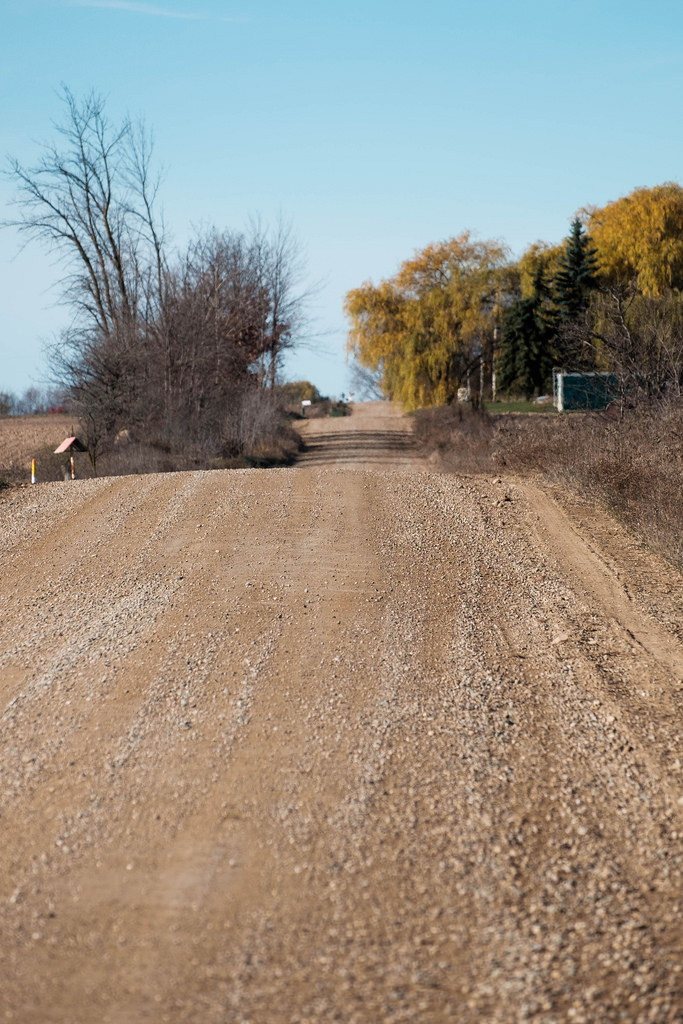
[498,264,556,398]
[554,218,599,321]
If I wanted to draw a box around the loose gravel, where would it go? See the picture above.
[0,404,681,1023]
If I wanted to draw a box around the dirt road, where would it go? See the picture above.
[1,402,682,1023]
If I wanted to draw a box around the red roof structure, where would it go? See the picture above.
[54,437,87,454]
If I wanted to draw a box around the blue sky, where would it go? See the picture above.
[2,0,683,397]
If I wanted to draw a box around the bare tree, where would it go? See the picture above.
[348,357,384,400]
[574,285,683,412]
[5,90,313,471]
[250,218,316,388]
[149,229,273,448]
[5,87,165,465]
[6,88,165,337]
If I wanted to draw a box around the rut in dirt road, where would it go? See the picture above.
[0,402,682,1024]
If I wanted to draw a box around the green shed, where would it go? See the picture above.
[553,371,619,411]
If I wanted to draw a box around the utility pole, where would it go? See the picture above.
[491,325,498,401]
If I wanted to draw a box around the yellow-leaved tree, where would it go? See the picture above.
[345,233,509,410]
[516,241,563,300]
[584,183,683,296]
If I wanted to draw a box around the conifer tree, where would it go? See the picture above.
[498,264,556,398]
[554,218,599,321]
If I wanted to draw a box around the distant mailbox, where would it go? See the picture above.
[54,436,87,454]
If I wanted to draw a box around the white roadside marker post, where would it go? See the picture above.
[31,459,36,485]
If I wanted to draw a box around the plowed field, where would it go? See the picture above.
[0,414,76,484]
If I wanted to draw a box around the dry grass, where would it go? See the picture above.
[415,401,683,569]
[498,404,683,568]
[414,404,497,474]
[0,402,302,488]
[0,415,78,485]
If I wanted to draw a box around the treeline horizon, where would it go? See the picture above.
[346,182,683,411]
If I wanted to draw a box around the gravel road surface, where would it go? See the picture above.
[1,402,682,1023]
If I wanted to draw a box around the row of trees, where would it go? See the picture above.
[0,386,67,416]
[5,89,309,470]
[346,183,683,409]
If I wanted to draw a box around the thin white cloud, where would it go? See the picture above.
[66,1,206,19]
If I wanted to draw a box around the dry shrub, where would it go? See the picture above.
[98,442,207,477]
[223,389,301,466]
[0,391,301,485]
[414,404,495,474]
[495,403,683,568]
[87,390,301,476]
[415,400,683,569]
[303,399,350,419]
[0,443,81,485]
[301,401,328,419]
